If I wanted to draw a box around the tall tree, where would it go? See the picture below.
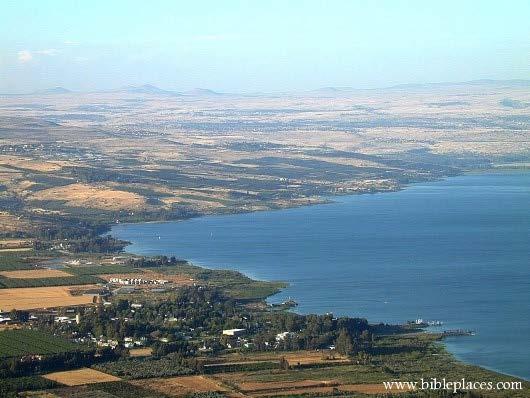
[335,329,353,356]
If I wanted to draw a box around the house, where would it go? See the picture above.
[275,331,292,341]
[97,339,118,348]
[222,328,246,337]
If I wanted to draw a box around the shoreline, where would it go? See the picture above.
[108,164,529,232]
[108,168,529,382]
[115,244,528,382]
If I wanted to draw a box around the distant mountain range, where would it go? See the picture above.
[110,85,226,97]
[5,79,530,97]
[182,88,223,96]
[118,84,178,96]
[113,85,225,97]
[33,87,72,95]
[309,79,530,95]
[387,79,530,90]
[16,84,226,97]
[309,87,355,94]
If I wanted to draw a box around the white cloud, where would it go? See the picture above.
[35,49,59,56]
[18,50,33,63]
[17,49,59,63]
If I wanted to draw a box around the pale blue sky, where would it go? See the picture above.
[1,0,529,93]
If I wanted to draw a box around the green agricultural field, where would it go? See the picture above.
[0,252,36,271]
[0,375,58,397]
[67,265,138,275]
[0,274,103,288]
[0,329,81,358]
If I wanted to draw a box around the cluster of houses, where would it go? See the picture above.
[108,277,169,286]
[71,334,147,349]
[0,309,61,325]
[219,328,297,350]
[54,314,81,324]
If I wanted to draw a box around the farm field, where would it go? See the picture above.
[21,381,169,398]
[0,247,32,252]
[0,257,130,288]
[43,368,121,386]
[243,384,409,396]
[284,351,350,366]
[208,374,441,397]
[0,269,72,279]
[234,379,411,396]
[199,350,351,374]
[0,285,99,310]
[0,212,33,234]
[237,379,339,393]
[248,386,334,397]
[0,252,36,271]
[0,239,32,249]
[0,274,102,288]
[130,375,227,397]
[0,329,80,358]
[31,183,147,211]
[339,383,411,393]
[131,375,411,397]
[213,350,350,367]
[128,348,153,357]
[66,264,138,275]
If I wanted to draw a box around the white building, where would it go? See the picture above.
[275,331,292,341]
[222,328,246,337]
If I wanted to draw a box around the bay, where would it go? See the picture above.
[111,171,530,380]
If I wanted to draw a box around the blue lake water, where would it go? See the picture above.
[111,171,530,380]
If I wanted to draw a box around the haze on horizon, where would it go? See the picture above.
[1,0,529,94]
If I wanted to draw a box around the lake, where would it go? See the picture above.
[111,170,530,380]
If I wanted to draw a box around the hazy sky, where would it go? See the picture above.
[1,0,529,93]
